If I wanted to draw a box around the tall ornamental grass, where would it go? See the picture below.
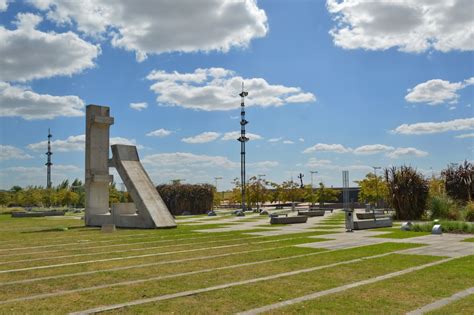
[385,166,429,220]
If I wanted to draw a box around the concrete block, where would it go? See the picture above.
[270,216,308,224]
[101,224,116,233]
[432,224,442,235]
[298,210,325,217]
[401,222,413,231]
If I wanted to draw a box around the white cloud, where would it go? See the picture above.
[268,137,282,143]
[305,158,372,172]
[303,143,351,154]
[147,67,316,111]
[0,13,100,82]
[146,128,173,137]
[27,134,141,152]
[285,93,316,103]
[182,132,221,144]
[327,0,474,53]
[405,78,473,105]
[353,144,395,155]
[129,102,148,111]
[0,145,33,161]
[0,0,9,11]
[305,158,333,168]
[393,118,474,135]
[221,131,263,141]
[142,152,238,169]
[248,161,279,169]
[386,147,428,159]
[455,133,474,139]
[0,81,85,120]
[299,138,305,142]
[283,140,294,144]
[30,0,268,61]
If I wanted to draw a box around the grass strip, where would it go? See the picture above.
[0,243,424,313]
[270,254,473,314]
[426,292,474,315]
[371,230,431,239]
[98,250,436,314]
[0,232,329,272]
[0,234,326,283]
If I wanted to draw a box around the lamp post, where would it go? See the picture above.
[310,171,318,206]
[214,176,222,207]
[257,174,265,211]
[372,166,381,210]
[237,82,249,211]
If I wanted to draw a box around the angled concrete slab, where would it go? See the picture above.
[111,145,176,228]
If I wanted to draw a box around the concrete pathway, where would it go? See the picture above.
[406,286,474,315]
[297,231,474,257]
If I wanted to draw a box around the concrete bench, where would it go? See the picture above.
[310,207,333,213]
[356,213,390,220]
[353,218,392,230]
[270,216,308,224]
[298,210,325,217]
[11,210,66,218]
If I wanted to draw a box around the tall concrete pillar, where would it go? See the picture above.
[85,105,114,226]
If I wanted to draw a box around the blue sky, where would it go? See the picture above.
[0,0,473,190]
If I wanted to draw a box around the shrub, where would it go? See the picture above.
[156,183,214,215]
[385,166,429,220]
[463,202,474,222]
[442,160,473,203]
[429,195,456,220]
[412,221,473,234]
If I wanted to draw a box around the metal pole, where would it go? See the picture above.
[214,176,222,207]
[310,170,318,206]
[372,166,381,219]
[45,128,53,189]
[257,174,265,211]
[237,82,249,211]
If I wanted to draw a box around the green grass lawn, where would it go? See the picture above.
[272,255,474,314]
[0,213,470,314]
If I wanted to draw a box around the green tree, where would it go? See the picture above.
[281,180,305,204]
[109,183,121,206]
[304,184,318,205]
[57,179,69,190]
[356,173,389,206]
[316,182,340,206]
[0,192,12,206]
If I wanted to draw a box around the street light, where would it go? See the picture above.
[257,174,265,211]
[214,177,222,207]
[310,171,318,206]
[372,166,381,210]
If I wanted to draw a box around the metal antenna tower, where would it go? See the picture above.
[45,128,53,189]
[237,82,249,211]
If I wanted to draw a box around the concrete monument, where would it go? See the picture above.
[85,105,176,229]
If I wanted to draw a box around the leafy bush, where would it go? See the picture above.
[156,183,214,215]
[442,160,473,203]
[412,221,474,234]
[429,195,456,220]
[385,166,429,220]
[463,202,474,222]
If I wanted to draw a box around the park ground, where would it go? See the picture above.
[0,210,472,314]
